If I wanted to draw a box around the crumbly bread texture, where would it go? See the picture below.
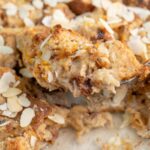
[17,25,142,97]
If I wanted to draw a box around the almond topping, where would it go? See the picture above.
[20,68,33,78]
[0,120,10,127]
[0,72,16,94]
[20,108,35,127]
[30,136,37,148]
[2,88,22,98]
[7,96,23,112]
[18,94,31,107]
[2,110,17,118]
[48,113,65,124]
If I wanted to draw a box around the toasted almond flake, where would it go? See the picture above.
[99,18,114,38]
[18,7,29,19]
[0,103,7,111]
[122,8,134,22]
[143,22,150,33]
[48,113,65,124]
[44,0,58,7]
[40,34,51,50]
[14,80,20,87]
[112,85,128,106]
[32,0,43,9]
[0,46,14,54]
[142,37,150,44]
[128,7,150,20]
[0,35,4,46]
[7,96,22,112]
[107,18,122,24]
[3,3,17,16]
[0,120,10,127]
[120,112,131,128]
[18,94,31,107]
[47,71,53,83]
[23,18,35,27]
[20,68,33,78]
[127,36,148,59]
[92,0,111,9]
[0,72,16,94]
[2,88,22,98]
[42,16,51,27]
[20,108,35,127]
[30,136,37,147]
[130,28,139,36]
[52,9,69,26]
[2,110,17,118]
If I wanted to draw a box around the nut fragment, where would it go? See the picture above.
[0,120,10,127]
[48,113,65,124]
[20,108,35,127]
[19,68,33,78]
[2,110,17,118]
[0,72,16,94]
[30,136,37,148]
[7,96,23,112]
[0,46,14,54]
[32,0,43,9]
[18,94,31,107]
[0,35,4,46]
[3,2,18,16]
[2,88,22,98]
[47,71,53,83]
[0,103,7,111]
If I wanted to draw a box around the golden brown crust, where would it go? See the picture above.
[17,25,142,96]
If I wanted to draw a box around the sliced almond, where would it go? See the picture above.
[30,136,37,148]
[0,103,7,111]
[42,16,51,27]
[2,88,22,98]
[18,94,31,107]
[99,18,114,38]
[32,0,43,9]
[3,2,18,16]
[44,0,57,7]
[23,17,35,27]
[0,46,14,54]
[47,71,53,83]
[2,110,17,118]
[48,113,65,124]
[19,68,33,78]
[0,120,10,127]
[0,35,4,46]
[7,96,22,112]
[20,108,35,127]
[0,72,16,94]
